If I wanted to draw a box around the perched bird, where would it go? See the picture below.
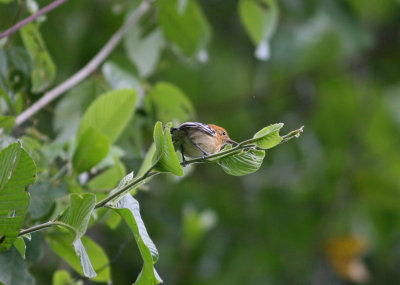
[171,122,238,166]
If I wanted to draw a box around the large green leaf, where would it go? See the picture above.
[73,127,110,174]
[57,193,97,278]
[0,142,36,253]
[238,0,279,60]
[124,26,165,77]
[252,123,283,149]
[47,234,111,283]
[146,82,195,124]
[152,122,183,176]
[78,89,138,144]
[159,0,211,57]
[112,194,162,285]
[217,145,265,176]
[0,247,34,285]
[20,22,56,92]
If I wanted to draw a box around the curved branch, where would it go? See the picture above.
[0,0,68,40]
[14,0,152,127]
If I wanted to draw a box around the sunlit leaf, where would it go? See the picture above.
[20,22,56,92]
[217,145,265,176]
[0,142,36,253]
[159,0,211,57]
[0,247,34,285]
[252,123,283,149]
[88,159,126,190]
[146,82,195,124]
[112,194,162,285]
[152,121,183,176]
[78,89,138,144]
[73,127,110,174]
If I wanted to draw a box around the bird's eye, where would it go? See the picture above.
[222,131,226,135]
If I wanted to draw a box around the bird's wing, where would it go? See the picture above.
[177,122,216,136]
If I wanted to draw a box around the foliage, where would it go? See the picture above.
[1,0,399,284]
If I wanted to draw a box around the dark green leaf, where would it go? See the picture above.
[78,89,138,144]
[159,0,211,57]
[0,142,36,253]
[47,234,110,282]
[20,22,56,92]
[152,121,183,176]
[0,247,34,285]
[217,145,265,176]
[73,127,110,174]
[112,194,162,285]
[252,123,283,149]
[146,82,195,124]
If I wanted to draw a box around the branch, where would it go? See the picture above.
[0,0,68,40]
[13,0,152,127]
[18,220,77,236]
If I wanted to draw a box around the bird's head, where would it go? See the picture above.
[208,124,238,146]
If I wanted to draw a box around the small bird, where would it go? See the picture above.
[171,122,238,166]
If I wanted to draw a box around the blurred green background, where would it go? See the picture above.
[1,0,400,284]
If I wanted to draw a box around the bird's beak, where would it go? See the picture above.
[226,138,238,145]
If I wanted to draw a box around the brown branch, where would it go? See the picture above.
[0,0,68,39]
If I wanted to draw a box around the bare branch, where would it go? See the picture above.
[13,0,152,127]
[0,0,68,39]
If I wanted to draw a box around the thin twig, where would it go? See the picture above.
[13,0,152,127]
[0,0,68,39]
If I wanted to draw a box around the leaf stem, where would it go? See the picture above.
[94,171,159,209]
[18,220,76,236]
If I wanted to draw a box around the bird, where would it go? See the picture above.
[171,122,238,166]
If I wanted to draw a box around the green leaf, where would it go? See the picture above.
[102,61,143,94]
[0,142,36,253]
[146,82,195,124]
[52,270,74,285]
[28,182,66,219]
[238,0,279,60]
[0,247,34,285]
[20,22,56,92]
[47,234,111,283]
[78,89,138,144]
[0,116,15,132]
[159,0,211,57]
[152,122,183,176]
[124,26,165,77]
[112,194,162,285]
[57,193,97,278]
[252,123,283,149]
[73,127,110,174]
[137,143,156,177]
[88,159,126,190]
[53,78,102,143]
[13,237,26,259]
[217,145,265,176]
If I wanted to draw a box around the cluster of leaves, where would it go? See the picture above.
[0,1,305,283]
